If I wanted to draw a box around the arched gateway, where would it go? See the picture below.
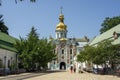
[60,62,66,70]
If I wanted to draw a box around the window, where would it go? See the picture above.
[8,60,10,68]
[70,49,72,54]
[62,49,64,54]
[65,33,66,38]
[61,33,63,37]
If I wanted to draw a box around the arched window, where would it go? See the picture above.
[8,60,10,68]
[62,49,64,54]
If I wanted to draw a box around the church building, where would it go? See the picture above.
[49,10,89,70]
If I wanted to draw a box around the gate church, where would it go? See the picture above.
[49,10,78,70]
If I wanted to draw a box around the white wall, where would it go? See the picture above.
[75,41,88,72]
[0,48,16,69]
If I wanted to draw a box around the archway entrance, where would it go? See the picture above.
[60,62,66,70]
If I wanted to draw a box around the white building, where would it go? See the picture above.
[0,32,17,73]
[74,38,89,72]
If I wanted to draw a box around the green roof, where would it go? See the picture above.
[89,24,120,46]
[0,32,16,44]
[0,32,17,52]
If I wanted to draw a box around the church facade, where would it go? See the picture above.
[49,11,89,70]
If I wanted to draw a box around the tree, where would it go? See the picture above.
[108,44,120,70]
[15,27,56,71]
[100,16,120,34]
[15,27,40,70]
[15,0,36,4]
[0,15,9,34]
[77,45,97,63]
[0,0,36,5]
[77,40,120,69]
[36,39,56,69]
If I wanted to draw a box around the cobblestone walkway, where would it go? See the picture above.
[24,71,120,80]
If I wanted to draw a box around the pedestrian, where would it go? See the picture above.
[70,66,73,73]
[74,67,76,73]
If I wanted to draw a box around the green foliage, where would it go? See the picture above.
[36,39,56,67]
[15,0,36,4]
[100,16,120,34]
[18,0,36,2]
[15,27,56,70]
[0,15,9,34]
[0,0,36,5]
[77,45,98,63]
[77,40,120,66]
[10,61,16,70]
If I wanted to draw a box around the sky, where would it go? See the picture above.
[1,0,120,39]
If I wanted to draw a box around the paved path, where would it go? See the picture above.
[0,72,46,80]
[24,71,120,80]
[0,71,119,80]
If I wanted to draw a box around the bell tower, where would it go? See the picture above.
[55,7,67,39]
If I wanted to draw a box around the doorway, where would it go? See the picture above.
[60,62,66,70]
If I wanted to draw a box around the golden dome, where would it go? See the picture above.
[56,13,67,31]
[56,22,67,30]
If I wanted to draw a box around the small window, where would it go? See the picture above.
[8,60,10,68]
[61,33,63,37]
[62,49,64,54]
[70,49,72,54]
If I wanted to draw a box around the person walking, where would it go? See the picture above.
[74,67,76,73]
[70,66,73,73]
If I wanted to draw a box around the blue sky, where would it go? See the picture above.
[1,0,120,39]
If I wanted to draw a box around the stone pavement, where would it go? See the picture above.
[24,71,120,80]
[0,72,46,80]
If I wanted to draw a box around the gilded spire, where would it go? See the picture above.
[56,7,67,31]
[59,7,64,22]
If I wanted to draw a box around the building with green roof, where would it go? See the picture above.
[89,24,120,70]
[89,24,120,46]
[0,32,17,72]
